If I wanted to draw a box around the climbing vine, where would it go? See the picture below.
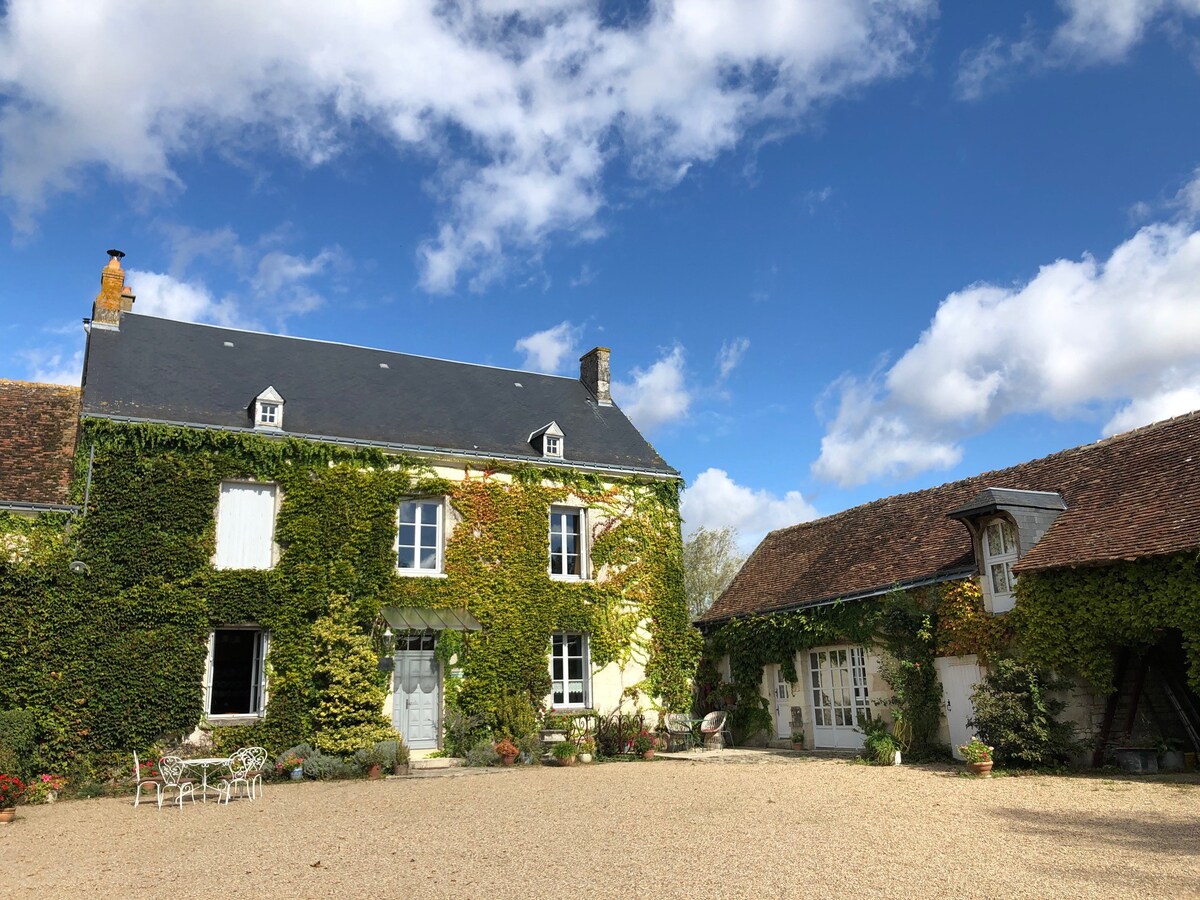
[0,419,698,779]
[1014,551,1200,694]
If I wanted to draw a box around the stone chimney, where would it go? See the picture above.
[91,249,135,328]
[579,347,611,406]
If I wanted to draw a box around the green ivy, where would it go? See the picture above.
[1014,551,1200,694]
[0,419,698,779]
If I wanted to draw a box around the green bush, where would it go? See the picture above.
[860,716,900,765]
[302,752,357,780]
[465,738,500,768]
[968,658,1077,768]
[492,690,538,740]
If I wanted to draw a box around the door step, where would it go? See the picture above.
[411,757,463,770]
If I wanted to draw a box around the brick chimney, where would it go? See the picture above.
[579,347,611,406]
[91,249,135,329]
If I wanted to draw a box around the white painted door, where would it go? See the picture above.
[772,665,792,739]
[394,649,439,750]
[807,647,870,750]
[935,655,983,760]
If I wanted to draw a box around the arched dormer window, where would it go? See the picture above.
[253,386,285,431]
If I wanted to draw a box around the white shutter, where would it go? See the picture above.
[202,630,216,715]
[215,482,277,569]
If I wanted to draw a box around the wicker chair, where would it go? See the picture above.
[664,713,696,751]
[699,711,734,750]
[132,752,163,808]
[158,756,197,809]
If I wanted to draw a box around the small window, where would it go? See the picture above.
[544,435,561,458]
[397,499,444,575]
[252,386,285,431]
[214,481,277,570]
[981,518,1018,613]
[549,506,587,579]
[206,628,268,717]
[550,632,590,708]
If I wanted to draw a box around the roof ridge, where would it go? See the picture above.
[765,406,1200,539]
[120,312,581,381]
[0,378,80,393]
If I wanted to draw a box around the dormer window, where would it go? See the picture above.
[252,386,285,431]
[529,421,564,459]
[981,517,1018,613]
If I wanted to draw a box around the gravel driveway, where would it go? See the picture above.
[3,755,1198,899]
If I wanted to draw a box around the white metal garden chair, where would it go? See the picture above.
[157,756,197,809]
[215,749,255,804]
[132,752,163,808]
[242,746,268,799]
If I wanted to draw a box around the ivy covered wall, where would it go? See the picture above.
[0,418,699,777]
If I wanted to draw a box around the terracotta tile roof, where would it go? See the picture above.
[701,410,1200,623]
[0,380,80,507]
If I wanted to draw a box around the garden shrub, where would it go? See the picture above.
[302,751,357,780]
[465,737,500,767]
[968,658,1077,768]
[491,690,538,740]
[0,709,37,778]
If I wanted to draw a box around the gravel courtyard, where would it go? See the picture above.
[3,755,1198,899]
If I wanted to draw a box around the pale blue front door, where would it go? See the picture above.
[394,648,439,750]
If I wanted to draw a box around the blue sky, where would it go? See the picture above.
[3,1,1200,549]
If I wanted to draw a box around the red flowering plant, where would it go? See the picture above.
[494,738,519,758]
[24,774,66,804]
[959,737,994,764]
[0,774,25,809]
[631,730,654,755]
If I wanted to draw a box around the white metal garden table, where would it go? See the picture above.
[181,756,231,803]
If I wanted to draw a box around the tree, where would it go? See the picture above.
[683,527,746,619]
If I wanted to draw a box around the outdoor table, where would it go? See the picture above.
[182,756,231,803]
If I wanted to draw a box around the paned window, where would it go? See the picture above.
[809,647,869,729]
[258,402,279,425]
[550,632,590,708]
[206,628,268,717]
[549,507,586,578]
[981,518,1018,613]
[214,481,277,570]
[544,435,561,457]
[397,500,443,574]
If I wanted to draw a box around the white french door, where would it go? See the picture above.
[808,647,870,750]
[772,665,792,739]
[393,635,440,750]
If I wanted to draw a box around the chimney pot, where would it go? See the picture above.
[580,347,611,406]
[92,249,133,327]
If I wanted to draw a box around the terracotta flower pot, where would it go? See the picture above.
[500,753,517,766]
[368,764,383,780]
[642,749,655,761]
[0,808,15,824]
[967,760,993,778]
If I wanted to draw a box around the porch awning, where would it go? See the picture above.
[382,606,482,632]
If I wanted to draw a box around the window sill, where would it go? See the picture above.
[205,714,264,727]
[396,570,448,579]
[549,574,590,583]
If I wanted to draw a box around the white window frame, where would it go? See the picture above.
[549,506,588,580]
[253,386,285,431]
[204,626,269,720]
[543,435,562,458]
[549,632,591,709]
[980,516,1019,613]
[396,498,445,577]
[213,480,278,570]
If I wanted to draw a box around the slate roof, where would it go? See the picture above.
[81,314,675,476]
[701,410,1200,623]
[0,380,81,508]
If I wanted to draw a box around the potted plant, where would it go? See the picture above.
[790,727,805,752]
[960,737,994,777]
[495,738,519,766]
[550,740,578,767]
[0,774,24,823]
[24,774,66,805]
[1155,736,1184,771]
[577,737,596,764]
[392,739,410,776]
[278,751,306,780]
[355,745,387,780]
[632,730,655,760]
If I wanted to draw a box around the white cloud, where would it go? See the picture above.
[129,270,243,327]
[681,467,818,550]
[612,344,692,433]
[716,337,750,380]
[513,320,582,374]
[0,1,933,289]
[814,214,1200,486]
[20,345,83,386]
[957,1,1200,97]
